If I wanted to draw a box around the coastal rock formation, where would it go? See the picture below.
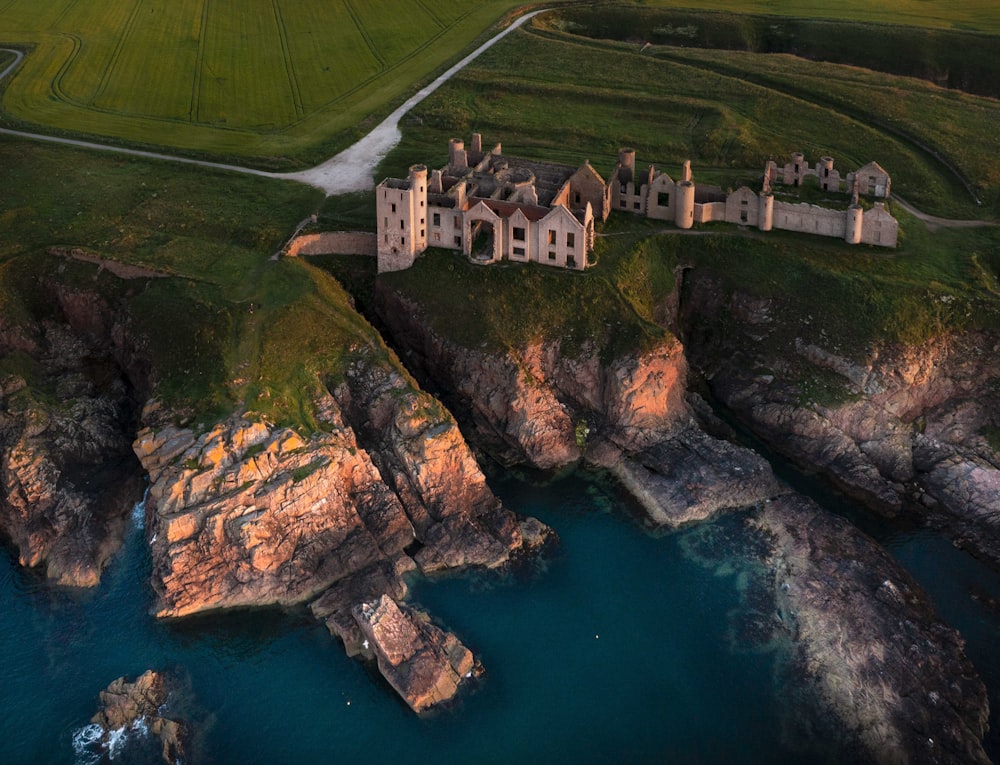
[374,287,689,470]
[135,350,550,711]
[0,293,142,586]
[613,425,785,528]
[679,270,1000,561]
[87,670,185,764]
[753,495,990,764]
[353,595,478,713]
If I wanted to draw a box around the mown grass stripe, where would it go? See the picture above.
[343,0,387,71]
[272,0,304,119]
[191,0,211,122]
[92,0,144,106]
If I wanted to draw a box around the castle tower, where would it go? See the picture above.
[845,204,863,245]
[817,156,835,190]
[758,192,774,232]
[376,164,428,273]
[409,164,428,253]
[791,151,805,186]
[675,180,695,229]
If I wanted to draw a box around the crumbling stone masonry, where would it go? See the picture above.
[376,135,898,273]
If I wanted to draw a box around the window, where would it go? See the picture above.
[400,220,405,229]
[454,215,460,227]
[740,210,748,223]
[548,252,556,261]
[401,236,405,245]
[420,218,424,224]
[454,236,462,246]
[566,232,575,248]
[513,246,525,256]
[420,200,424,207]
[547,230,556,245]
[634,201,641,210]
[574,192,581,204]
[620,183,627,193]
[433,213,440,226]
[391,203,396,213]
[513,226,525,241]
[741,198,749,206]
[420,229,424,237]
[384,217,388,227]
[620,200,627,208]
[567,255,576,268]
[657,192,670,208]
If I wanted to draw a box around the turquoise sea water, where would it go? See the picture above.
[1,470,998,764]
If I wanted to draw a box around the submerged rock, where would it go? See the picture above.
[353,594,479,714]
[88,670,185,764]
[753,495,990,764]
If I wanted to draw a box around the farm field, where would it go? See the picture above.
[1,1,1000,167]
[381,19,1000,219]
[0,0,524,166]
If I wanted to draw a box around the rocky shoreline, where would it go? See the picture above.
[0,256,996,746]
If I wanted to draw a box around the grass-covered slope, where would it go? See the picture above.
[0,0,524,165]
[0,135,404,430]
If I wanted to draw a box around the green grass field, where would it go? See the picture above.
[0,0,524,166]
[2,1,999,166]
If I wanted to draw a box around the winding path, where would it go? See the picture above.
[0,10,544,196]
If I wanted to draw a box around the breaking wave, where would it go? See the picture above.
[71,717,152,764]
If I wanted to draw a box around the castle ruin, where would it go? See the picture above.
[376,135,898,273]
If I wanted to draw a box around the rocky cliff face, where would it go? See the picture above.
[374,286,690,470]
[134,347,551,711]
[678,269,1000,563]
[0,281,143,586]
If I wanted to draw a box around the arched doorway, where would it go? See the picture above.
[463,203,502,264]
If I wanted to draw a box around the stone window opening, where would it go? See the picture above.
[400,220,405,229]
[574,192,581,205]
[391,203,396,213]
[548,252,556,261]
[566,232,575,248]
[633,201,641,210]
[740,210,748,223]
[513,246,525,256]
[454,235,461,246]
[513,226,525,241]
[547,230,556,246]
[657,192,670,208]
[567,255,576,268]
[433,213,440,226]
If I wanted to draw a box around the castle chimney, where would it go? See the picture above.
[471,133,482,154]
[449,138,467,172]
[681,160,692,182]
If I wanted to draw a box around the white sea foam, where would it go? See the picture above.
[72,716,153,764]
[131,486,149,530]
[70,723,103,765]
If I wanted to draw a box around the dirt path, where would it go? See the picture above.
[0,10,543,196]
[892,195,996,232]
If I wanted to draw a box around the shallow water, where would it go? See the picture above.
[1,471,998,764]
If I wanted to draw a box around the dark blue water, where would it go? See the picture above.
[1,473,998,764]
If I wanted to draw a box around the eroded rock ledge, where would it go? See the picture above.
[134,354,551,712]
[754,495,990,765]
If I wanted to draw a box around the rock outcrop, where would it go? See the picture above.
[86,670,185,764]
[678,270,1000,562]
[374,287,690,471]
[0,294,142,586]
[353,594,479,713]
[753,495,990,765]
[135,348,551,711]
[613,424,785,528]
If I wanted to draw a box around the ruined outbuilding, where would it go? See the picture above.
[376,136,898,273]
